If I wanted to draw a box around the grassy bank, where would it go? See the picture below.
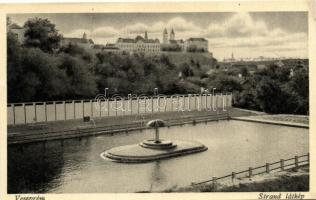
[165,165,309,192]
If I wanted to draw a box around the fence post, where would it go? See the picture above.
[115,98,117,116]
[248,167,253,177]
[54,101,57,121]
[12,104,15,125]
[280,159,284,171]
[295,156,299,168]
[266,163,270,173]
[188,94,191,111]
[82,100,84,118]
[144,98,147,113]
[73,100,76,119]
[130,96,133,115]
[307,153,310,163]
[171,96,173,111]
[212,177,217,187]
[199,94,202,110]
[177,96,180,111]
[33,102,37,122]
[44,102,47,122]
[151,96,154,113]
[205,93,208,109]
[23,103,26,125]
[232,172,236,180]
[122,98,125,116]
[158,96,160,112]
[99,100,102,117]
[194,94,196,110]
[90,100,93,117]
[63,101,66,120]
[108,99,110,116]
[137,97,140,114]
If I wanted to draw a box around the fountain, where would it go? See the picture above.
[101,119,208,163]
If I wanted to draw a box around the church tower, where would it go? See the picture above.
[170,28,175,40]
[163,28,168,44]
[83,32,87,40]
[145,31,148,40]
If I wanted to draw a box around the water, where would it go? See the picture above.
[8,120,308,193]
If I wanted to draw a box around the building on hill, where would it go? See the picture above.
[116,32,160,54]
[102,43,120,52]
[8,23,26,44]
[185,38,208,52]
[161,28,208,52]
[61,32,94,49]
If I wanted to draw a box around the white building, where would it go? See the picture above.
[8,23,26,44]
[61,32,94,49]
[185,38,208,52]
[116,32,160,54]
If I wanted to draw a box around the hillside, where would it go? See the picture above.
[147,52,217,72]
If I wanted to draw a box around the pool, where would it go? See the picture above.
[8,120,309,193]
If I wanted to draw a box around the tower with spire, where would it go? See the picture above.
[170,28,175,41]
[163,28,168,44]
[83,32,87,40]
[144,31,148,40]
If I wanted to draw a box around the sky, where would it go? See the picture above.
[8,12,308,60]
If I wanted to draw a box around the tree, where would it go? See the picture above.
[180,63,194,77]
[255,77,290,113]
[23,17,62,53]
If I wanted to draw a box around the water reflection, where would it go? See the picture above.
[8,121,309,193]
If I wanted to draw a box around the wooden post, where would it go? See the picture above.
[212,177,217,187]
[171,96,173,111]
[266,163,270,173]
[158,96,160,112]
[12,104,15,125]
[188,94,191,111]
[130,96,132,115]
[99,100,102,117]
[151,96,154,113]
[44,102,47,122]
[82,100,84,118]
[90,100,93,117]
[295,156,299,168]
[33,102,37,122]
[307,153,310,163]
[144,98,147,113]
[63,101,66,120]
[107,99,110,116]
[194,94,196,110]
[248,167,253,177]
[164,97,167,112]
[23,103,26,125]
[54,101,57,121]
[200,94,202,110]
[280,159,285,171]
[121,98,125,116]
[137,97,140,114]
[73,100,76,119]
[115,98,117,116]
[205,93,208,109]
[177,96,180,111]
[232,172,236,180]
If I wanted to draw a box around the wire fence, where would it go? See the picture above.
[7,93,232,126]
[192,154,309,186]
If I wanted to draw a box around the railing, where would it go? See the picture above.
[7,93,233,126]
[192,154,309,186]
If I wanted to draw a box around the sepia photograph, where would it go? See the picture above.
[0,1,314,199]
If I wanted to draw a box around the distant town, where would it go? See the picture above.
[9,23,209,55]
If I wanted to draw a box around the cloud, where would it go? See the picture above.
[204,13,269,38]
[63,13,308,59]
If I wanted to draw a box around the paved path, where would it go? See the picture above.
[232,115,309,128]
